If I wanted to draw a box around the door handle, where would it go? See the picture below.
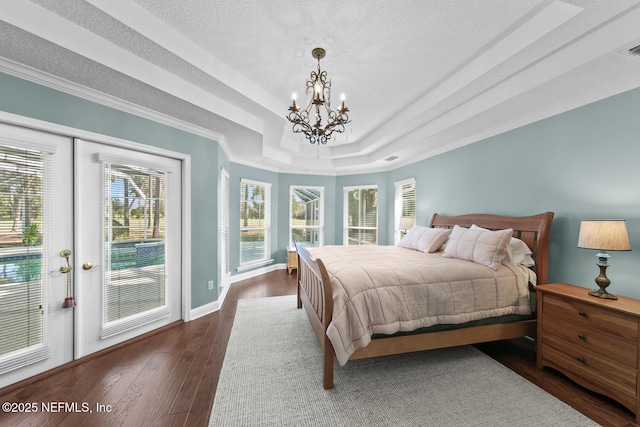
[59,249,75,308]
[82,262,99,270]
[59,249,72,273]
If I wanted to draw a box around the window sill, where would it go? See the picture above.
[237,258,274,272]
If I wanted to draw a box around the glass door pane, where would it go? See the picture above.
[0,146,45,364]
[104,163,166,327]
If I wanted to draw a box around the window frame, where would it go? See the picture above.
[394,178,416,244]
[238,178,272,270]
[289,185,324,248]
[219,168,230,288]
[343,184,378,246]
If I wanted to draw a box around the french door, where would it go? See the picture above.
[0,123,73,388]
[74,139,182,358]
[0,124,183,388]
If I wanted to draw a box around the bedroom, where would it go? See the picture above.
[1,1,640,425]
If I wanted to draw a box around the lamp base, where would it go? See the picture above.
[588,259,617,300]
[588,289,618,300]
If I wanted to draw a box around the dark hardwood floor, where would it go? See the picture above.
[0,270,637,426]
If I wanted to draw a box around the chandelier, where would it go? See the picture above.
[287,47,350,145]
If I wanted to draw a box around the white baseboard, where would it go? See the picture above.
[231,262,286,283]
[189,299,220,321]
[189,263,287,320]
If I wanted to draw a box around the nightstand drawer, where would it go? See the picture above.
[541,342,637,411]
[542,334,636,387]
[543,312,637,368]
[543,293,638,340]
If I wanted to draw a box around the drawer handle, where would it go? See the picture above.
[577,356,585,364]
[578,334,585,340]
[578,311,586,317]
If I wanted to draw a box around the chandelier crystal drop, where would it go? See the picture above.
[287,47,350,145]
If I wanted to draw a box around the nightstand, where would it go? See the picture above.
[287,247,297,274]
[536,283,640,422]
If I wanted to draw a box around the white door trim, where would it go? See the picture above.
[0,111,192,324]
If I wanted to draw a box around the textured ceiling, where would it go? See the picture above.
[1,0,640,174]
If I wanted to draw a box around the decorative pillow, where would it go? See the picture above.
[437,234,451,252]
[470,224,534,267]
[443,225,513,270]
[417,228,452,253]
[397,225,428,251]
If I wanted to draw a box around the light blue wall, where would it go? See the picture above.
[387,87,640,298]
[2,69,640,304]
[0,72,221,308]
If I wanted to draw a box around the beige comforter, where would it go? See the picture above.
[307,245,532,366]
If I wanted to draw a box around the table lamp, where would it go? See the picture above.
[399,217,414,236]
[577,219,631,300]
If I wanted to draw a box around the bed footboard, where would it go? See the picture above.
[294,241,335,389]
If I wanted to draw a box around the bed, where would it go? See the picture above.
[294,212,554,389]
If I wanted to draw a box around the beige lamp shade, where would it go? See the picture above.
[399,217,414,230]
[577,220,631,251]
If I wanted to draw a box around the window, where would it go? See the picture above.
[290,186,323,248]
[240,179,271,267]
[220,168,230,288]
[344,185,378,245]
[394,178,416,244]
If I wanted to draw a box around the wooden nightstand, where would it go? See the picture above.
[537,283,640,422]
[287,247,297,274]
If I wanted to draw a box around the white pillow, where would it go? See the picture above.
[470,224,534,267]
[417,228,452,253]
[397,225,428,251]
[443,225,513,270]
[507,238,535,267]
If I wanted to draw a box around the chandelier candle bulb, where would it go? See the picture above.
[314,84,323,102]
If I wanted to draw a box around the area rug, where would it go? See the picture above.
[209,296,600,426]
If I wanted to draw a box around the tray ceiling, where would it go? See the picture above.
[1,0,640,174]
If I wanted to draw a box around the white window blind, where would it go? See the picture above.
[344,185,378,245]
[101,161,169,339]
[0,145,51,374]
[239,179,271,266]
[290,186,323,248]
[395,178,416,244]
[220,168,230,287]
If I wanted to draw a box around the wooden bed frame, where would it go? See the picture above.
[295,212,554,389]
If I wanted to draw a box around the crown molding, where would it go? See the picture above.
[0,57,229,146]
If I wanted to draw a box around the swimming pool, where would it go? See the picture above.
[0,240,165,283]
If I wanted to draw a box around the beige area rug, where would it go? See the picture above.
[209,296,600,426]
